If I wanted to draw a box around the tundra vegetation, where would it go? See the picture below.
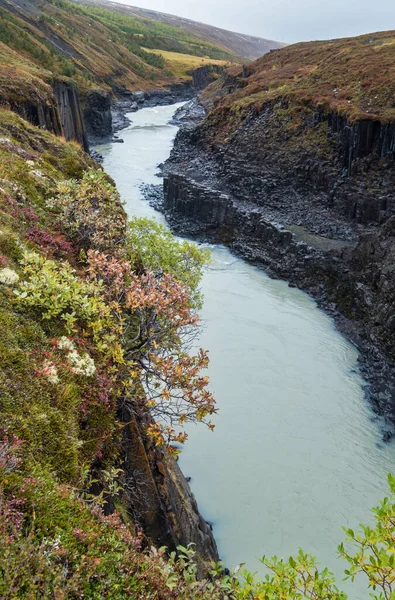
[0,103,394,598]
[202,30,395,148]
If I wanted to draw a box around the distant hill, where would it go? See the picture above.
[73,0,285,60]
[0,0,239,95]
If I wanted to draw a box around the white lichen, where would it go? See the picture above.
[57,337,96,377]
[67,350,96,377]
[57,336,76,352]
[0,268,19,286]
[45,197,57,210]
[42,360,59,385]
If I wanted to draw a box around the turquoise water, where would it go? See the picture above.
[96,103,395,597]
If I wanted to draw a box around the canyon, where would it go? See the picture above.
[1,1,395,595]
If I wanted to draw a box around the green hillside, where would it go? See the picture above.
[0,0,237,95]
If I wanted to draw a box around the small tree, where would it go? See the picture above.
[87,250,216,450]
[126,217,210,309]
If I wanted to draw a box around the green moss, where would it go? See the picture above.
[0,231,24,263]
[0,472,153,598]
[0,294,80,480]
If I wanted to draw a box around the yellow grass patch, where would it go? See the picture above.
[142,48,231,78]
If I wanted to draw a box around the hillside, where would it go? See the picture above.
[74,0,285,60]
[0,0,238,96]
[202,29,395,132]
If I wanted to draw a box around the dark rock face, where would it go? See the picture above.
[327,113,395,169]
[11,98,63,137]
[198,101,395,228]
[192,65,224,90]
[159,100,395,425]
[83,88,112,140]
[53,82,88,151]
[346,217,395,361]
[163,172,335,284]
[3,80,89,151]
[120,411,219,570]
[0,82,63,139]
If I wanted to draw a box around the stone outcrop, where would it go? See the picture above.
[0,77,88,150]
[11,98,63,137]
[120,410,219,570]
[163,172,306,268]
[192,65,224,90]
[53,81,88,150]
[0,76,63,138]
[197,100,395,228]
[83,88,112,140]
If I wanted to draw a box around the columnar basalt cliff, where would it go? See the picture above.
[0,72,62,136]
[0,72,88,149]
[84,89,113,140]
[161,31,395,422]
[53,81,89,151]
[120,410,218,565]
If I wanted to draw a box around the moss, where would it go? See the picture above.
[0,295,78,480]
[0,108,123,485]
[0,231,24,263]
[0,472,160,598]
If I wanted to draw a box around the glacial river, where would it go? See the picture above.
[95,102,395,597]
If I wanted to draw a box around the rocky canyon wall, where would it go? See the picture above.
[53,81,89,151]
[161,99,395,423]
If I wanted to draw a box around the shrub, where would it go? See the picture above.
[87,250,215,450]
[126,217,210,309]
[26,225,74,259]
[14,250,112,339]
[49,169,127,251]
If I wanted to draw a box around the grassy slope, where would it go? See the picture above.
[142,48,231,79]
[0,107,217,600]
[75,0,285,61]
[202,30,395,143]
[0,0,239,96]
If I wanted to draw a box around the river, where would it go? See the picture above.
[95,102,395,597]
